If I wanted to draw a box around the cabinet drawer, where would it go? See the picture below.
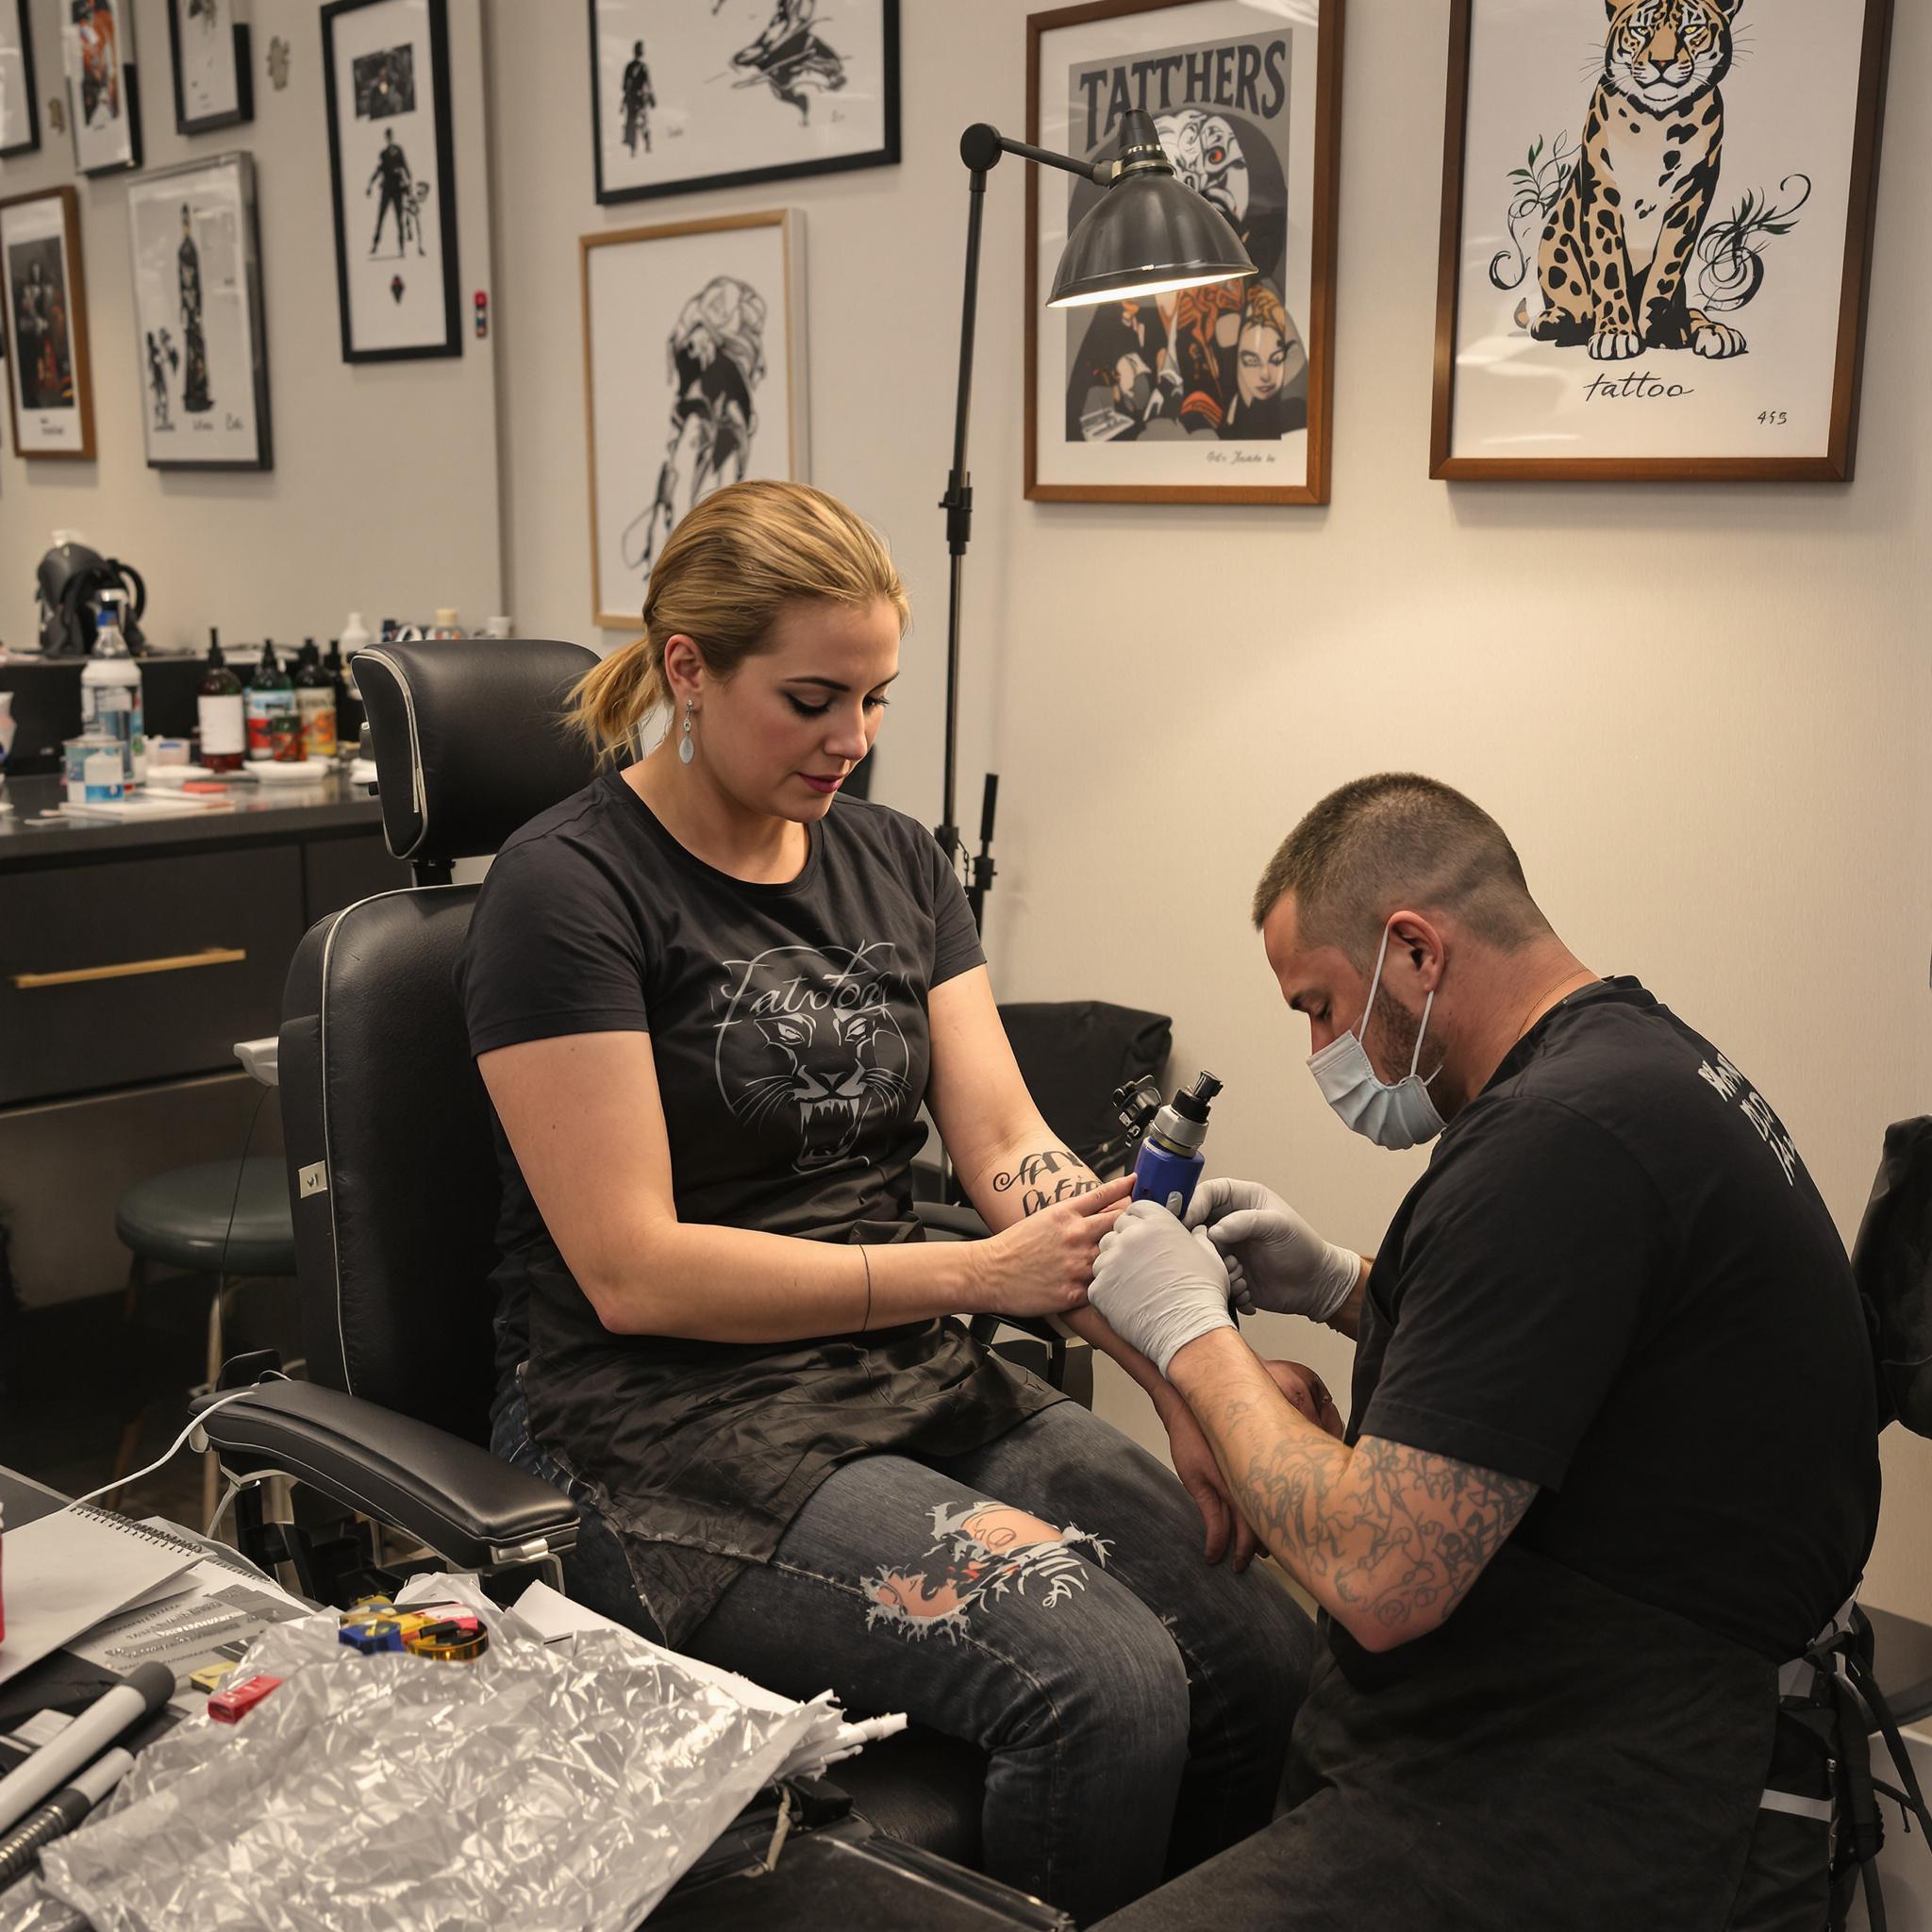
[0,846,304,1105]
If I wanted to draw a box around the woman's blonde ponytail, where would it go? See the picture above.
[567,479,908,761]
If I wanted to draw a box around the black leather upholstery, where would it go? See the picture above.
[278,886,501,1445]
[192,1380,576,1570]
[355,639,605,862]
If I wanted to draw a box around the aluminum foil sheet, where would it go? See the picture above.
[2,1585,825,1931]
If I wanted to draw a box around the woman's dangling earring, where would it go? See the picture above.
[678,698,695,766]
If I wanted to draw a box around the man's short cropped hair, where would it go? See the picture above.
[1251,774,1551,966]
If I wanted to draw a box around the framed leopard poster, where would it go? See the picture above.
[1430,0,1891,481]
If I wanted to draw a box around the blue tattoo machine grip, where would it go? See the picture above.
[1124,1071,1222,1216]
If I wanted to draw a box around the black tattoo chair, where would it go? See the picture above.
[190,641,997,1868]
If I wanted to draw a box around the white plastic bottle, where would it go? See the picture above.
[82,605,145,784]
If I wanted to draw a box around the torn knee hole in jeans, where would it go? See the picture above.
[863,1502,1112,1641]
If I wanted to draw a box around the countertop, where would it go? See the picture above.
[0,770,386,871]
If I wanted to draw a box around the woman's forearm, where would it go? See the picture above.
[583,1220,985,1342]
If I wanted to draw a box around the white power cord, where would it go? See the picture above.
[66,1376,287,1513]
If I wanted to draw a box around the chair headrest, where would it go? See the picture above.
[354,639,607,863]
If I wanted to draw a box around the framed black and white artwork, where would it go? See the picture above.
[1025,0,1344,506]
[0,0,41,158]
[1,186,96,459]
[589,1,898,206]
[126,154,271,470]
[1430,0,1892,481]
[580,209,808,629]
[167,0,252,136]
[322,0,460,361]
[62,0,142,175]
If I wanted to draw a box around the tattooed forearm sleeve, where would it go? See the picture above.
[1171,1333,1537,1651]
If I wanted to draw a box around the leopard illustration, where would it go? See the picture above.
[1532,0,1747,362]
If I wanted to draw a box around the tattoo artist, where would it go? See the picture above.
[1090,774,1880,1931]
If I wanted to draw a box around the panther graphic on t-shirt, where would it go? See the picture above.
[713,942,911,1173]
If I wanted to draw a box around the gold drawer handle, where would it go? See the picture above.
[12,946,248,990]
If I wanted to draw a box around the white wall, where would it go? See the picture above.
[0,0,501,651]
[491,0,1932,1620]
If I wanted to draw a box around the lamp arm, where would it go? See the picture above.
[959,121,1108,187]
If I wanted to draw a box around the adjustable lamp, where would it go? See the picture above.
[935,110,1257,931]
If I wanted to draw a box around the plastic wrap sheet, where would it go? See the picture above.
[1,1580,826,1932]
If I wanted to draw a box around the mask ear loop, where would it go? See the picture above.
[1356,923,1396,1044]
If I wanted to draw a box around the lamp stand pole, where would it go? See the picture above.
[937,125,1105,936]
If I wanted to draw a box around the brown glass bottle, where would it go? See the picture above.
[196,628,245,773]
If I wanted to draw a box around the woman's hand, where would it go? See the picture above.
[969,1175,1136,1320]
[1261,1358,1345,1438]
[1154,1384,1263,1571]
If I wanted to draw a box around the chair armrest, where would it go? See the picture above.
[913,1200,989,1241]
[233,1036,279,1087]
[192,1380,577,1572]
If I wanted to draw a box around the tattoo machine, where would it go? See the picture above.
[1112,1072,1222,1217]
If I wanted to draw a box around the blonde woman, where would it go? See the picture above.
[460,480,1315,1924]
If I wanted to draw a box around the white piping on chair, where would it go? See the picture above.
[315,885,471,1398]
[354,649,429,858]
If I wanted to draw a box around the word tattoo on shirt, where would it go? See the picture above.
[1695,1053,1797,1185]
[993,1146,1105,1216]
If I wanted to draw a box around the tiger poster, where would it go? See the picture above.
[1433,0,1890,478]
[1027,0,1340,505]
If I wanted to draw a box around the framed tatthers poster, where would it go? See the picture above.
[1431,0,1892,481]
[0,0,41,158]
[167,0,252,136]
[581,210,808,630]
[63,0,142,175]
[322,0,460,361]
[127,155,272,470]
[590,0,898,206]
[1026,0,1343,506]
[0,187,94,458]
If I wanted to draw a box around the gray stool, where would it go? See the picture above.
[114,1158,296,1524]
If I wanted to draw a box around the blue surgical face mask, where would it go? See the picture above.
[1307,924,1445,1151]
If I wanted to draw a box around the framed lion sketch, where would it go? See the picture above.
[1431,0,1892,481]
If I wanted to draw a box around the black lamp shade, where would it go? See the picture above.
[1048,169,1256,308]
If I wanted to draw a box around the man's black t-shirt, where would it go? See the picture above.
[457,773,1058,1643]
[1347,977,1879,1663]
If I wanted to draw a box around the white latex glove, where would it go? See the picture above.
[1090,1199,1237,1377]
[1184,1178,1361,1324]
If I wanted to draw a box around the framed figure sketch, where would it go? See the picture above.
[1431,0,1892,481]
[590,0,898,205]
[0,0,41,158]
[322,0,460,361]
[168,0,252,136]
[1025,0,1344,506]
[63,0,142,175]
[1,187,95,459]
[126,155,271,470]
[581,209,808,629]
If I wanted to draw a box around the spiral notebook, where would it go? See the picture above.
[0,1506,196,1689]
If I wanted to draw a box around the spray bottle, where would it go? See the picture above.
[1123,1072,1222,1217]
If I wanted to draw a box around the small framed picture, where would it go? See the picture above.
[1430,0,1892,481]
[62,0,142,175]
[0,0,41,158]
[322,0,461,361]
[581,209,808,629]
[1,186,96,459]
[167,0,252,136]
[126,154,271,470]
[1025,0,1345,507]
[590,0,899,206]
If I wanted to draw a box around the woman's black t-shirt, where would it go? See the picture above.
[458,773,1057,1641]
